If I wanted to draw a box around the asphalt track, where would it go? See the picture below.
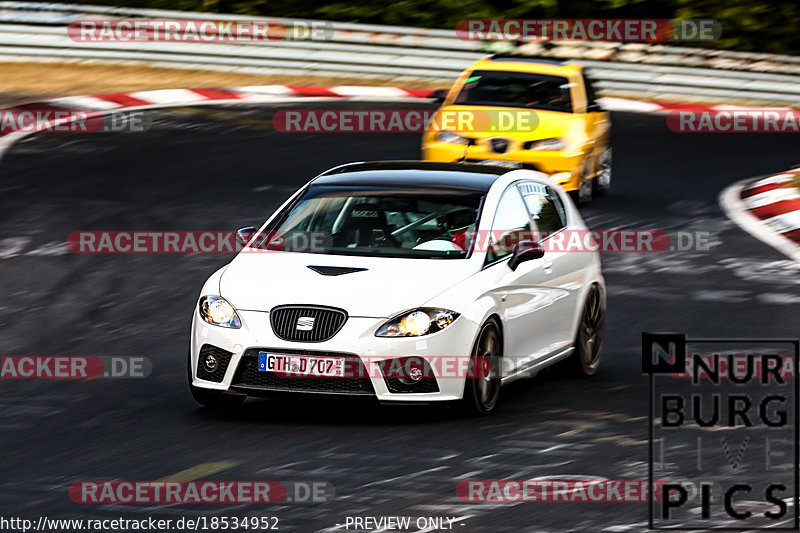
[1,101,800,532]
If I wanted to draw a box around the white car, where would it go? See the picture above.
[189,161,605,415]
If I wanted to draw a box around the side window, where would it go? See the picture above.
[518,182,566,234]
[548,187,567,226]
[486,187,532,265]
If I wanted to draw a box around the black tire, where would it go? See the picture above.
[187,353,245,409]
[462,320,502,415]
[592,148,612,197]
[567,285,605,377]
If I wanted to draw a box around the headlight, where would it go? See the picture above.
[525,137,565,151]
[375,308,460,337]
[436,131,469,145]
[198,295,241,328]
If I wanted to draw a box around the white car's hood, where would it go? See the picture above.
[219,251,477,317]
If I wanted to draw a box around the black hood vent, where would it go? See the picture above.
[307,265,368,276]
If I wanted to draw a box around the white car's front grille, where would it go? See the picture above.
[269,305,348,342]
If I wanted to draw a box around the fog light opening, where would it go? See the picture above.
[203,354,218,372]
[382,357,439,394]
[398,361,424,385]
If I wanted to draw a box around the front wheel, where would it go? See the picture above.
[462,321,502,415]
[188,353,245,409]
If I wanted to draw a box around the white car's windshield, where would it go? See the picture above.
[260,185,484,259]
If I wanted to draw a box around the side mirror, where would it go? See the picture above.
[586,102,603,113]
[430,88,448,104]
[236,226,257,246]
[508,240,545,271]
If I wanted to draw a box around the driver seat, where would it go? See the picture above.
[334,204,392,247]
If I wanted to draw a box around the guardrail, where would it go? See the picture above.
[1,1,799,105]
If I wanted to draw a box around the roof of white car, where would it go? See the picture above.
[315,161,510,192]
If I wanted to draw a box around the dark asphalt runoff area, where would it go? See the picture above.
[1,102,799,532]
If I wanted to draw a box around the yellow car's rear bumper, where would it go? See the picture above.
[422,142,584,191]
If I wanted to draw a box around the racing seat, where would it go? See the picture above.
[333,204,396,248]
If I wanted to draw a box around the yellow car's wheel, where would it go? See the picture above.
[570,158,594,206]
[593,148,612,197]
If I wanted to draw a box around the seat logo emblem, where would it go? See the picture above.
[296,316,315,331]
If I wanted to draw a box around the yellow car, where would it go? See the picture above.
[422,55,611,205]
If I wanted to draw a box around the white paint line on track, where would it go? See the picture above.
[0,113,93,163]
[719,179,800,263]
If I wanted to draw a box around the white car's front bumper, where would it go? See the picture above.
[190,308,479,402]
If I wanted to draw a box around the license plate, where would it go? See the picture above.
[258,352,345,377]
[478,160,522,169]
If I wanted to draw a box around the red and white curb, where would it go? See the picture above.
[44,88,696,114]
[9,85,737,116]
[45,90,757,115]
[43,85,437,111]
[720,170,800,262]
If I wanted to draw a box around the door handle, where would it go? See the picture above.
[542,260,553,274]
